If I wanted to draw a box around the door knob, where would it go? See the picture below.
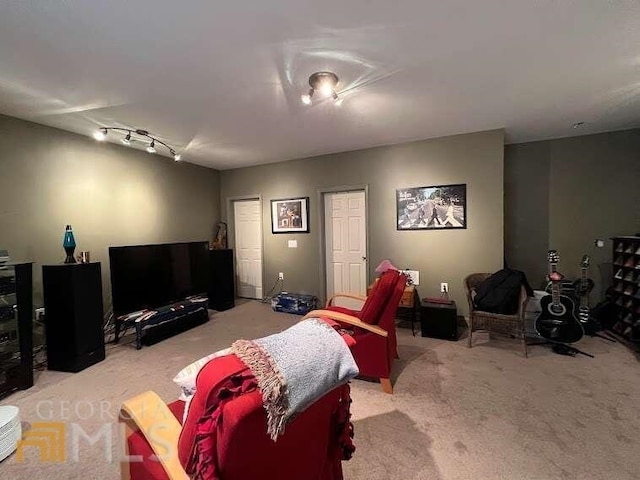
[362,256,367,261]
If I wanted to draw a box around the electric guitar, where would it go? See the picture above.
[574,254,594,324]
[534,250,584,344]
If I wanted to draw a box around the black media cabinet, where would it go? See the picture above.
[113,296,209,349]
[0,262,33,400]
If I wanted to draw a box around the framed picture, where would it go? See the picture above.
[271,197,310,233]
[396,184,467,230]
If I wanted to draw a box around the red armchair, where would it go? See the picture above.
[303,269,408,394]
[120,354,354,480]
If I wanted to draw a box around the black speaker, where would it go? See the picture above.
[420,299,459,340]
[208,249,235,311]
[43,263,105,372]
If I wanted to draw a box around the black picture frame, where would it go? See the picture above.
[270,197,310,234]
[396,184,467,230]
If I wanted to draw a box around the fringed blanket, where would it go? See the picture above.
[231,317,359,440]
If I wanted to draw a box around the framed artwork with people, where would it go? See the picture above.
[271,197,310,233]
[396,184,467,230]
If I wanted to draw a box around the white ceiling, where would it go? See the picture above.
[1,1,639,170]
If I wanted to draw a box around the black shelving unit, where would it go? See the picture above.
[611,236,640,343]
[0,262,33,400]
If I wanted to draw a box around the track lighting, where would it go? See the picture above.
[300,71,342,106]
[92,127,182,161]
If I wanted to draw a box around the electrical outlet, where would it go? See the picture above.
[278,272,284,280]
[594,239,605,248]
[440,282,448,293]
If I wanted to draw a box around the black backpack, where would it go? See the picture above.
[473,269,533,315]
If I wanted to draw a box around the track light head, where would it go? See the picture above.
[146,139,156,154]
[121,131,132,145]
[93,128,107,141]
[301,89,313,105]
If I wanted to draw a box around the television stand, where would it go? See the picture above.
[114,296,209,349]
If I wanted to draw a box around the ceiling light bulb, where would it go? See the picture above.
[301,94,312,105]
[121,132,132,145]
[174,153,182,162]
[93,129,106,141]
[146,140,156,154]
[320,83,333,97]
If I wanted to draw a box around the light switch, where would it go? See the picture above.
[288,240,297,248]
[594,239,605,248]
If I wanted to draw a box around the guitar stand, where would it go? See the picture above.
[527,340,595,358]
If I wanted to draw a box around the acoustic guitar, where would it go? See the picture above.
[535,250,584,344]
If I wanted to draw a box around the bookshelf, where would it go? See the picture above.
[611,236,640,343]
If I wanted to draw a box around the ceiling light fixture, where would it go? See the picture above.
[301,71,342,106]
[92,127,182,161]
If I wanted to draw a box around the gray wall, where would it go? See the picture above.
[221,129,505,316]
[505,129,640,299]
[504,141,550,287]
[0,114,220,309]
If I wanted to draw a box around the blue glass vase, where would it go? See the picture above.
[63,225,77,264]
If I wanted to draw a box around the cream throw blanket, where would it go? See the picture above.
[231,317,358,440]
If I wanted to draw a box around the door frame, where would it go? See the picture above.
[227,194,264,299]
[317,185,370,305]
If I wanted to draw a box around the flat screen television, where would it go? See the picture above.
[109,241,209,317]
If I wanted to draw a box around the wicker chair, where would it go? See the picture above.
[464,273,530,357]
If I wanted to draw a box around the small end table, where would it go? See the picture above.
[420,299,459,340]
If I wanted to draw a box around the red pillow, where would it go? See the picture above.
[359,270,399,324]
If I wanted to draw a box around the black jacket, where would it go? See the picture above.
[473,269,533,315]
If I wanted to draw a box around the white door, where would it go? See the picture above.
[234,200,263,299]
[324,191,367,307]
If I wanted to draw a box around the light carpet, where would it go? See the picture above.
[1,300,639,480]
